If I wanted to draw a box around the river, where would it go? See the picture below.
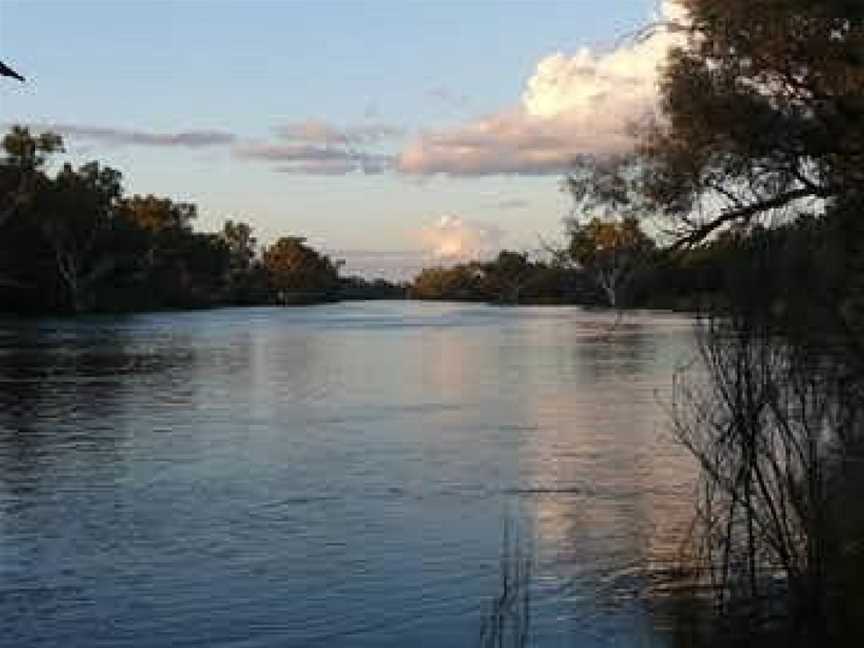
[0,301,699,647]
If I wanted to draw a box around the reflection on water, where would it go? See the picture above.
[0,302,698,646]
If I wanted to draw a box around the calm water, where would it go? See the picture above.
[0,301,699,647]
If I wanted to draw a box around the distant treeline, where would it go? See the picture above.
[409,251,603,305]
[0,126,405,315]
[405,220,837,315]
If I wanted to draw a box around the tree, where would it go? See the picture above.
[563,154,657,307]
[481,251,533,303]
[410,264,485,301]
[119,194,195,234]
[643,0,864,245]
[1,126,63,228]
[0,123,346,313]
[219,219,266,304]
[221,219,256,273]
[566,216,655,308]
[262,236,340,302]
[116,194,217,306]
[35,161,125,312]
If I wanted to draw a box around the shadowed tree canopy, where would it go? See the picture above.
[221,220,257,272]
[0,126,347,313]
[1,126,64,228]
[262,236,341,301]
[643,0,864,245]
[34,161,125,312]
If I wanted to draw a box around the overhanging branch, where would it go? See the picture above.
[670,186,829,249]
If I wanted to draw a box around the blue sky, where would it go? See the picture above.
[0,0,667,278]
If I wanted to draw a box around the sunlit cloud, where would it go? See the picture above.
[417,215,504,261]
[397,1,686,176]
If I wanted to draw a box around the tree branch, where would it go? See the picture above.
[670,186,829,249]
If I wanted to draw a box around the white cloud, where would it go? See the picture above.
[398,1,686,176]
[417,215,504,261]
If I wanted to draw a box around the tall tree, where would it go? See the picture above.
[564,154,657,307]
[644,0,864,244]
[221,219,257,273]
[35,162,124,312]
[566,216,655,308]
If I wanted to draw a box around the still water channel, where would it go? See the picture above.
[0,301,700,647]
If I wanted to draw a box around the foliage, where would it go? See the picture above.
[34,161,124,312]
[0,125,63,229]
[0,126,345,314]
[409,251,602,304]
[339,275,407,300]
[643,0,864,243]
[261,236,341,302]
[636,4,864,642]
[565,216,655,307]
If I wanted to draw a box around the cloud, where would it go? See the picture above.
[273,120,402,145]
[398,1,685,176]
[271,157,392,175]
[238,119,401,175]
[12,118,400,176]
[417,215,504,261]
[237,142,394,175]
[28,123,236,148]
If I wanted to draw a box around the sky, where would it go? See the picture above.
[0,0,681,279]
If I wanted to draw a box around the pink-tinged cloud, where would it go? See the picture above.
[273,120,402,145]
[417,215,504,261]
[397,2,685,176]
[23,123,237,148]
[237,119,400,175]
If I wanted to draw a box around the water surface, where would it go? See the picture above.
[0,301,698,646]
